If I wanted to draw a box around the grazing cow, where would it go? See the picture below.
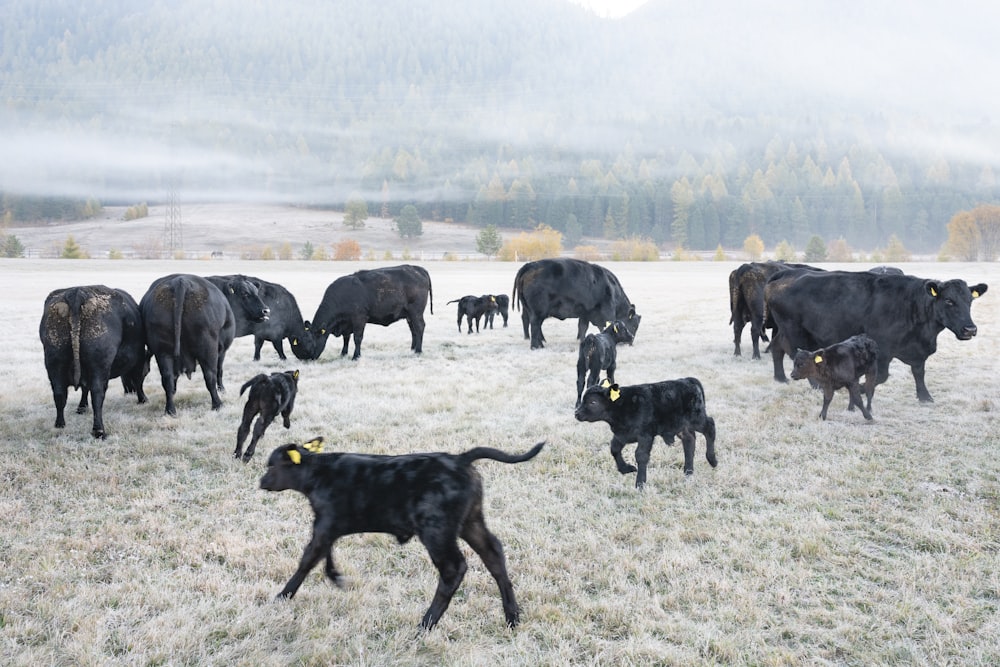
[512,258,640,349]
[301,264,432,360]
[39,285,148,438]
[791,334,879,420]
[139,274,236,415]
[767,271,987,402]
[575,378,717,487]
[208,275,310,361]
[447,294,498,334]
[484,294,510,328]
[575,320,634,406]
[729,261,820,359]
[234,370,299,462]
[259,438,544,630]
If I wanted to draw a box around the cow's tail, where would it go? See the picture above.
[428,275,433,315]
[172,278,186,359]
[240,374,267,396]
[458,441,544,466]
[511,266,524,312]
[66,288,85,388]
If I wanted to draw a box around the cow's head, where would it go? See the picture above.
[602,319,635,346]
[926,280,988,340]
[574,379,620,423]
[623,304,641,343]
[289,321,325,361]
[790,349,822,381]
[260,437,324,492]
[225,276,270,323]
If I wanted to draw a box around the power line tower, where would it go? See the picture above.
[164,180,183,258]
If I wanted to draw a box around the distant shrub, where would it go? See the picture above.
[498,224,562,261]
[743,234,764,261]
[299,241,315,260]
[278,242,293,260]
[713,245,727,261]
[827,238,853,262]
[260,246,275,260]
[60,235,88,259]
[383,250,394,260]
[108,248,124,260]
[1,235,25,258]
[884,234,912,262]
[774,240,797,262]
[333,239,361,261]
[610,237,659,261]
[670,245,699,261]
[573,245,602,261]
[123,202,148,221]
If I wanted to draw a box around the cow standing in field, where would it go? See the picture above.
[208,274,310,361]
[791,334,879,421]
[39,285,149,438]
[259,437,544,630]
[140,274,236,415]
[766,270,987,402]
[575,320,634,407]
[484,294,510,328]
[729,261,820,359]
[512,258,640,349]
[447,294,498,334]
[301,264,432,360]
[234,370,299,462]
[575,378,717,487]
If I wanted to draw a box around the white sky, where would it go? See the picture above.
[570,0,648,18]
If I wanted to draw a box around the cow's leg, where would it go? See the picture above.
[732,317,744,356]
[234,402,258,459]
[610,436,637,475]
[606,360,617,385]
[461,510,520,628]
[634,436,654,488]
[89,375,110,439]
[910,361,933,403]
[199,350,224,410]
[770,332,789,382]
[576,317,589,341]
[322,547,346,588]
[253,336,265,361]
[408,315,425,354]
[750,324,762,360]
[701,416,718,467]
[157,354,178,416]
[575,366,586,408]
[277,530,337,600]
[848,383,873,420]
[419,535,468,630]
[51,380,68,428]
[456,310,463,333]
[271,338,287,361]
[819,386,835,420]
[243,412,275,462]
[215,343,228,393]
[529,316,545,349]
[864,368,877,413]
[466,315,473,334]
[340,334,350,357]
[520,308,530,340]
[76,387,90,413]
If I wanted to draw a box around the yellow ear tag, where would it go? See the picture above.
[287,449,302,465]
[613,325,619,334]
[601,378,612,388]
[610,387,621,402]
[302,437,324,454]
[814,354,823,364]
[230,287,235,294]
[973,290,980,298]
[930,287,938,297]
[293,370,299,379]
[292,338,298,346]
[320,328,326,335]
[605,321,611,328]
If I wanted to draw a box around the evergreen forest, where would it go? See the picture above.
[3,0,999,253]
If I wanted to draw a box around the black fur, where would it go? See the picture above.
[235,370,299,462]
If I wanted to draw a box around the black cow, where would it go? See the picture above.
[484,294,510,328]
[208,275,309,361]
[575,320,634,407]
[39,285,148,438]
[234,370,299,462]
[729,261,819,359]
[139,274,236,415]
[447,294,498,334]
[574,378,717,487]
[791,334,879,420]
[767,270,987,402]
[301,264,432,360]
[259,438,544,630]
[512,258,640,349]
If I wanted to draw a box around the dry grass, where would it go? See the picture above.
[1,259,998,666]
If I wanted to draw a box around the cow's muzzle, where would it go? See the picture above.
[957,325,977,340]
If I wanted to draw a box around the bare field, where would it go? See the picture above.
[1,259,998,666]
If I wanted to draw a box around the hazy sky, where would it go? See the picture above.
[569,0,647,18]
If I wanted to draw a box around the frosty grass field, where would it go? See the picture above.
[1,258,998,666]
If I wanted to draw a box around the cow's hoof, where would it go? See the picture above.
[92,430,106,439]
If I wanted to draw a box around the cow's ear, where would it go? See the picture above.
[293,369,299,379]
[302,437,323,453]
[926,282,940,298]
[613,324,619,334]
[285,445,302,465]
[320,328,326,335]
[291,338,298,346]
[609,384,621,402]
[600,378,612,389]
[971,283,988,299]
[814,354,824,364]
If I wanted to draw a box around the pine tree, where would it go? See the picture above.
[475,225,502,258]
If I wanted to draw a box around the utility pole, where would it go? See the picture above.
[163,122,183,258]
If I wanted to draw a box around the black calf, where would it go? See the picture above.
[790,333,878,420]
[575,319,634,406]
[235,370,299,462]
[259,438,544,629]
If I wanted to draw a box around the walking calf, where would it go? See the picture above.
[259,438,545,629]
[575,378,717,487]
[575,320,634,406]
[235,370,299,462]
[790,333,878,420]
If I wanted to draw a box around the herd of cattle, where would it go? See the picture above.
[36,257,988,627]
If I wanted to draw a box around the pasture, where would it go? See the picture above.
[1,259,998,666]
